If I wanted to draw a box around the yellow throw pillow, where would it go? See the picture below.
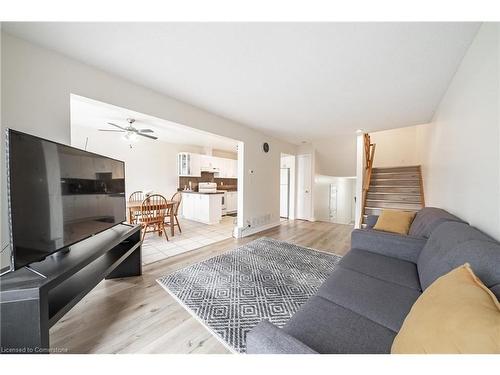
[391,263,500,354]
[373,209,416,235]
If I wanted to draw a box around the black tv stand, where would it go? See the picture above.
[25,265,48,278]
[0,223,142,353]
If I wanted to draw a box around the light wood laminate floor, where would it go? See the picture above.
[50,220,353,354]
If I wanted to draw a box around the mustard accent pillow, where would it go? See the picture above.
[391,263,500,354]
[373,209,416,235]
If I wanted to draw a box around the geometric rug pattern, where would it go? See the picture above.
[156,237,341,353]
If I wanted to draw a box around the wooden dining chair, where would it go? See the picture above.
[129,191,144,202]
[139,194,169,242]
[128,191,144,224]
[165,191,182,234]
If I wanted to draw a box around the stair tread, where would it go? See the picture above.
[370,182,420,185]
[370,178,420,182]
[369,185,420,194]
[365,208,420,213]
[372,173,419,176]
[372,175,419,179]
[369,187,420,190]
[366,199,422,203]
[372,165,420,170]
[367,193,421,196]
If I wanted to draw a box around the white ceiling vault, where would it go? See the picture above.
[4,22,481,144]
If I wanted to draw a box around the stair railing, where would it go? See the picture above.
[359,134,376,227]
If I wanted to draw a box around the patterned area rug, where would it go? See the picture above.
[156,237,341,353]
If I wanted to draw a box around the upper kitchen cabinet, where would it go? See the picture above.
[228,159,238,178]
[200,155,219,174]
[181,153,237,178]
[220,158,238,178]
[177,152,201,177]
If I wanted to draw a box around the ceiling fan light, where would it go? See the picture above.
[123,131,138,142]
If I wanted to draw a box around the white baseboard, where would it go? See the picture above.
[233,220,281,238]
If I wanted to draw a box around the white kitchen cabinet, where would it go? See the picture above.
[230,159,238,178]
[177,153,201,177]
[181,192,223,224]
[198,155,237,178]
[226,191,238,213]
[221,158,235,178]
[200,155,216,173]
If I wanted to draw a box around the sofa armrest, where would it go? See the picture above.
[365,215,379,229]
[246,320,318,354]
[350,229,427,263]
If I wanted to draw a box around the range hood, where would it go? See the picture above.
[201,166,220,174]
[200,147,220,175]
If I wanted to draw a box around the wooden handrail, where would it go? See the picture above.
[359,134,376,227]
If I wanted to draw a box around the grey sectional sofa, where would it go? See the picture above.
[246,207,500,354]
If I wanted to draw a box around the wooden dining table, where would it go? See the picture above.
[126,200,176,237]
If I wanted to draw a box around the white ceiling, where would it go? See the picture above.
[70,95,239,152]
[4,22,481,144]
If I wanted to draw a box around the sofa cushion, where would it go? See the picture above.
[391,264,500,354]
[350,229,427,263]
[409,207,465,238]
[283,296,396,353]
[417,221,500,290]
[340,249,421,291]
[373,209,416,235]
[316,267,421,332]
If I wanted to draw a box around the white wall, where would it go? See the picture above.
[0,32,297,261]
[370,124,431,168]
[421,23,500,240]
[314,134,357,177]
[71,124,203,200]
[212,149,237,160]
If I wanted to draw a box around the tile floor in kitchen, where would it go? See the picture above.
[141,215,237,265]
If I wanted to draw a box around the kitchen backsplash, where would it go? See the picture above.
[179,172,237,192]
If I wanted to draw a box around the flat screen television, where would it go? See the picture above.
[6,129,126,271]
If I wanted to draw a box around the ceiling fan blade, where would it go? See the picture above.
[138,129,154,133]
[137,132,158,140]
[98,129,125,132]
[107,122,127,131]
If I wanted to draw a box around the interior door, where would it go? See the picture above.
[296,154,312,220]
[280,168,290,218]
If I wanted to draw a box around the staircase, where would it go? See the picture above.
[362,165,425,226]
[358,133,425,228]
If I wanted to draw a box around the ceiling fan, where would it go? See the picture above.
[98,118,158,140]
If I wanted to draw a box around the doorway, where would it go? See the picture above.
[315,175,356,224]
[69,94,242,264]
